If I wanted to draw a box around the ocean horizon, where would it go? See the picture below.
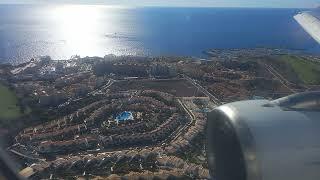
[0,4,319,64]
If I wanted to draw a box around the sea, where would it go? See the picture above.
[0,4,319,64]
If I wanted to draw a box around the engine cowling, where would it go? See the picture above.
[207,91,320,180]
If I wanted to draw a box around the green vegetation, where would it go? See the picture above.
[279,55,320,85]
[0,83,22,120]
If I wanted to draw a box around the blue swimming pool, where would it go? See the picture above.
[115,111,134,122]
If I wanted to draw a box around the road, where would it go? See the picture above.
[263,63,296,93]
[89,79,114,95]
[182,74,221,105]
[169,99,195,142]
[9,149,45,162]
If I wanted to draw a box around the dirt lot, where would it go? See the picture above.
[110,79,205,97]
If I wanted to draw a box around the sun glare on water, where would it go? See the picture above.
[49,5,126,57]
[41,5,145,58]
[52,5,103,55]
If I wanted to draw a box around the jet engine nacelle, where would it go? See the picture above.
[207,91,320,180]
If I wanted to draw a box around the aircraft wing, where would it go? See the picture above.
[294,10,320,43]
